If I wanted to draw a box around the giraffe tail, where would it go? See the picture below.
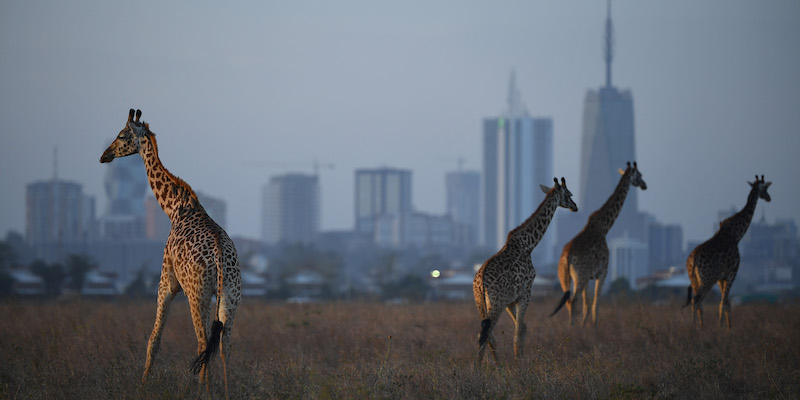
[190,234,226,375]
[550,290,571,317]
[475,267,492,346]
[682,286,692,308]
[478,319,492,346]
[190,320,223,374]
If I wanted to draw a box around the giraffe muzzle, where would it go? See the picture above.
[100,149,115,163]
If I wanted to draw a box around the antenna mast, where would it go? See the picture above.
[604,0,614,88]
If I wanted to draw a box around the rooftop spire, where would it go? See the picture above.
[506,69,526,118]
[604,0,614,87]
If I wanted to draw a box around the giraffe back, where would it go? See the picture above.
[167,205,241,305]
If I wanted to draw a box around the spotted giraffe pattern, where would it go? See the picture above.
[685,175,771,329]
[551,162,647,327]
[473,177,578,366]
[100,109,242,397]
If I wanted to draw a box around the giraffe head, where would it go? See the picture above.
[748,174,772,202]
[540,177,579,212]
[619,161,647,190]
[100,109,148,163]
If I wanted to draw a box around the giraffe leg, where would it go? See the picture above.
[580,282,591,327]
[186,290,213,392]
[691,281,715,328]
[717,280,727,328]
[510,302,529,363]
[488,331,500,366]
[570,279,588,327]
[591,274,607,327]
[218,285,239,400]
[476,306,503,368]
[719,278,734,329]
[565,297,574,325]
[142,258,179,383]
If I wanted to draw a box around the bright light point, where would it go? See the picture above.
[431,270,440,278]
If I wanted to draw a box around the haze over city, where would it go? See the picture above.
[1,0,799,246]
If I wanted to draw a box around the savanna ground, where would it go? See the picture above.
[1,297,798,399]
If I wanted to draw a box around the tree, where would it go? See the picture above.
[31,260,65,298]
[65,254,96,292]
[0,241,17,270]
[0,270,13,298]
[607,276,633,299]
[124,266,152,298]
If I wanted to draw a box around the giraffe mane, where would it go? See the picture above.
[145,129,199,202]
[506,186,554,239]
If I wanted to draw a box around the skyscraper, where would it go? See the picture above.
[445,170,480,246]
[354,168,413,235]
[26,179,95,246]
[557,1,652,257]
[579,1,637,216]
[482,72,554,262]
[261,173,320,245]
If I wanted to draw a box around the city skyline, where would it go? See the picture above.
[1,1,799,246]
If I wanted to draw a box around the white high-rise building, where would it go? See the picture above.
[354,168,412,235]
[482,71,555,263]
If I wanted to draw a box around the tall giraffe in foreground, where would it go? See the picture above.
[551,162,647,326]
[474,177,578,366]
[684,175,771,329]
[100,109,242,397]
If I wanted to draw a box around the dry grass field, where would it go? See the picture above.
[1,298,798,399]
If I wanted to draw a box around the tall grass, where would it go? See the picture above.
[1,298,798,399]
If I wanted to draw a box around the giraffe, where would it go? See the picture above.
[684,175,771,329]
[473,177,578,366]
[550,162,647,326]
[100,109,242,397]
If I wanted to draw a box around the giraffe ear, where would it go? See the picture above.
[764,182,772,189]
[618,168,625,175]
[540,184,551,194]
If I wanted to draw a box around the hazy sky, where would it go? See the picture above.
[1,1,799,246]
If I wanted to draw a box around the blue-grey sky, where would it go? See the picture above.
[1,1,799,246]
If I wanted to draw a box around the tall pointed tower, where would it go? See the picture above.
[554,1,652,281]
[578,0,637,216]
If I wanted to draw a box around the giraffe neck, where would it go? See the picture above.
[506,189,559,256]
[586,171,631,236]
[137,132,201,222]
[718,186,759,243]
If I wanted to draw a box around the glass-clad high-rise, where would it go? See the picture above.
[354,168,412,235]
[482,72,554,262]
[262,173,320,245]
